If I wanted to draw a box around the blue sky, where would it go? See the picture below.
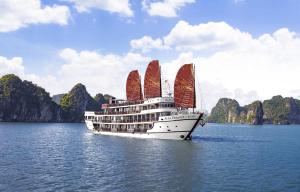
[1,0,300,110]
[1,0,299,72]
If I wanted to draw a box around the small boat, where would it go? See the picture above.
[84,60,204,140]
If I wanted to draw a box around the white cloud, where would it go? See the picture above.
[2,20,300,112]
[164,20,253,51]
[133,21,300,110]
[47,49,148,97]
[0,56,25,76]
[130,36,169,53]
[0,0,70,32]
[159,52,260,110]
[290,89,300,98]
[142,0,195,17]
[0,49,149,99]
[131,20,253,52]
[65,0,133,17]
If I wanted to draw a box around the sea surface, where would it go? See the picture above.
[0,123,300,192]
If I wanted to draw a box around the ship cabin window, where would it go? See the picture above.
[160,103,174,108]
[149,105,155,109]
[160,112,171,117]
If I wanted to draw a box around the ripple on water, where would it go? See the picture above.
[0,123,300,192]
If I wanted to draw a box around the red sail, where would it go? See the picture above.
[144,60,162,98]
[126,70,143,101]
[174,64,196,108]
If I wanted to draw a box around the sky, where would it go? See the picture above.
[1,0,300,111]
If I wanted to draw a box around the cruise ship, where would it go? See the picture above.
[84,60,205,140]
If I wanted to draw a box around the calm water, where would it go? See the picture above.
[0,123,300,192]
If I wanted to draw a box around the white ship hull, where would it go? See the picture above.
[85,114,203,140]
[84,61,204,141]
[93,131,190,140]
[85,120,94,130]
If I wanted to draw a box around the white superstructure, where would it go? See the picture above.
[84,60,205,140]
[84,97,204,140]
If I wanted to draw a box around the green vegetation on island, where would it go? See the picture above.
[1,74,300,125]
[60,83,100,122]
[0,74,62,122]
[208,96,300,125]
[263,96,300,124]
[0,74,112,122]
[207,98,263,125]
[94,93,114,106]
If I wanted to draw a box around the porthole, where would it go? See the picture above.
[180,135,185,138]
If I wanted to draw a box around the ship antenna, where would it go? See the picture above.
[161,68,173,97]
[195,67,204,112]
[165,79,172,97]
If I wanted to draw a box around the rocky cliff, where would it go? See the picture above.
[263,96,300,124]
[207,98,242,123]
[0,74,62,122]
[208,96,300,125]
[2,74,300,124]
[208,98,264,125]
[244,101,264,125]
[60,83,100,122]
[94,93,114,107]
[0,74,108,123]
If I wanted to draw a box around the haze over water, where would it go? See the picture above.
[0,123,300,192]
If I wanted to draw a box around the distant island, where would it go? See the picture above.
[0,74,113,122]
[1,74,300,125]
[208,96,300,125]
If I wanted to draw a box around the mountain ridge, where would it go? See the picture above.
[208,96,300,125]
[1,74,300,125]
[0,74,113,122]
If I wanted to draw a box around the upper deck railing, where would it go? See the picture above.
[108,100,143,107]
[95,110,141,115]
[107,97,174,108]
[95,106,175,116]
[92,118,157,123]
